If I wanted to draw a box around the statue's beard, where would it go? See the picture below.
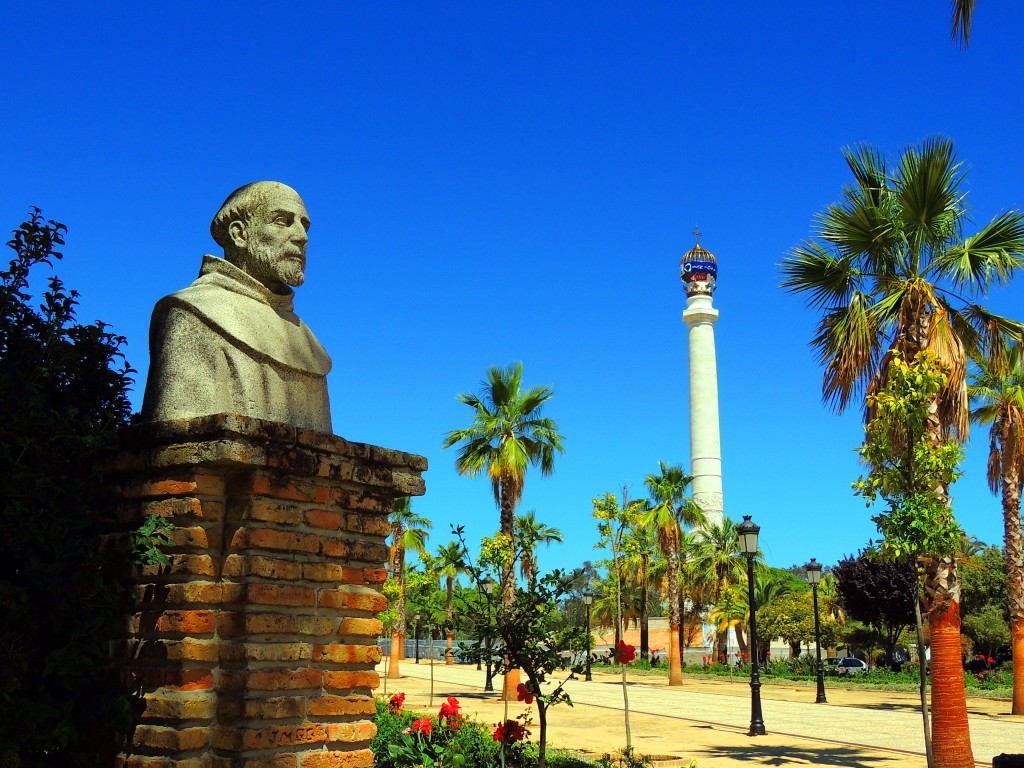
[246,240,306,290]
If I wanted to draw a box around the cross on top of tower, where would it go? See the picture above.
[692,226,703,245]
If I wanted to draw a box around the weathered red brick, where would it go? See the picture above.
[133,667,214,692]
[130,609,217,635]
[133,725,210,751]
[312,644,381,665]
[299,750,373,768]
[244,527,321,554]
[322,670,378,690]
[318,588,386,612]
[306,695,376,718]
[245,667,322,691]
[139,691,216,721]
[249,583,316,607]
[140,554,216,578]
[305,509,342,530]
[211,723,326,751]
[222,554,303,580]
[337,618,383,638]
[326,723,376,744]
[243,498,304,525]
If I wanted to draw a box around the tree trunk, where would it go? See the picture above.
[925,556,975,768]
[1000,444,1024,714]
[446,576,455,665]
[387,630,402,679]
[734,623,748,658]
[667,545,682,685]
[914,589,934,768]
[640,556,649,661]
[499,476,521,701]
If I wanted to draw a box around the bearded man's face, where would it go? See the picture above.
[242,186,310,292]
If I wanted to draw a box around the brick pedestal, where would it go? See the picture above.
[106,415,426,768]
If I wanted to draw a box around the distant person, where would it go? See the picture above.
[142,182,332,431]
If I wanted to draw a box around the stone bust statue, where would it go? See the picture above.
[141,181,333,432]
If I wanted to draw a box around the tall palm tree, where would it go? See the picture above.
[434,540,467,666]
[515,510,563,591]
[642,461,705,686]
[691,517,745,660]
[442,362,565,699]
[782,136,1024,768]
[386,497,431,679]
[969,343,1024,714]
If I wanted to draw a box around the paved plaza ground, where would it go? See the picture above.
[378,660,1024,768]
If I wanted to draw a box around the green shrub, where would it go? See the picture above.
[0,210,168,768]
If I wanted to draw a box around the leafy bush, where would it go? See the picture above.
[0,210,167,768]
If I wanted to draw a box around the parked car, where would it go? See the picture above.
[836,657,868,676]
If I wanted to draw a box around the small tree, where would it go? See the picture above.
[833,552,917,667]
[452,527,582,768]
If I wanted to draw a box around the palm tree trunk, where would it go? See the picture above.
[1001,451,1024,714]
[668,546,682,686]
[446,575,455,665]
[499,476,520,701]
[388,630,402,679]
[924,556,974,768]
[640,556,649,661]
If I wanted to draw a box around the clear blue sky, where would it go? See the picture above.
[3,2,1023,574]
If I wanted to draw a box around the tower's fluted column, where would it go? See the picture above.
[680,236,724,527]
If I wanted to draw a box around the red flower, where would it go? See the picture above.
[614,641,636,664]
[439,696,462,723]
[388,692,406,713]
[516,683,534,704]
[766,651,771,657]
[493,719,527,743]
[988,656,995,664]
[742,652,749,659]
[412,717,432,736]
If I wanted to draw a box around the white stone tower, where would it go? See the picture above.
[680,231,724,528]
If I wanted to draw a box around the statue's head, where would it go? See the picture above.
[211,181,310,293]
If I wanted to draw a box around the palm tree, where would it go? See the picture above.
[816,572,844,655]
[691,517,745,660]
[642,461,705,685]
[969,343,1024,714]
[386,497,431,679]
[442,362,565,699]
[434,540,467,666]
[782,136,1024,768]
[621,522,659,660]
[515,510,563,591]
[708,585,748,659]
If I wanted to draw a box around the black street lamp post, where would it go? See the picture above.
[414,613,422,664]
[583,592,595,682]
[737,515,766,736]
[805,558,827,704]
[483,577,496,692]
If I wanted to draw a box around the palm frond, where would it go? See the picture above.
[932,210,1024,292]
[780,242,862,308]
[950,0,975,47]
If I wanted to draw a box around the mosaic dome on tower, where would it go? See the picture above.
[680,239,718,291]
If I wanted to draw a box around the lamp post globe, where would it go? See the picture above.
[737,515,766,736]
[583,592,595,682]
[805,558,827,704]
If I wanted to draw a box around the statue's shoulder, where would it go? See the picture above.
[152,268,331,377]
